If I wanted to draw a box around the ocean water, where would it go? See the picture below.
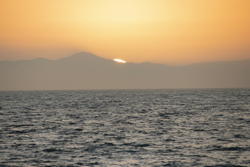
[0,89,250,167]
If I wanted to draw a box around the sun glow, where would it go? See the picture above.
[1,0,250,63]
[113,58,127,64]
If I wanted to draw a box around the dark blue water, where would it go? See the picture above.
[0,89,250,167]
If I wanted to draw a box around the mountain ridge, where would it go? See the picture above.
[0,52,250,90]
[1,51,250,67]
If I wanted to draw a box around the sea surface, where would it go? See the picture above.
[0,89,250,167]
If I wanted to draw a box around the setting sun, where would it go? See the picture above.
[113,58,127,64]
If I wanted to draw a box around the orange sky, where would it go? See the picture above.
[0,0,250,64]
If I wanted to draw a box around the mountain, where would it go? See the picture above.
[0,52,250,90]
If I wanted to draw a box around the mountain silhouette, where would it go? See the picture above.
[0,52,250,90]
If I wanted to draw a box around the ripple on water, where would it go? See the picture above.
[0,89,249,166]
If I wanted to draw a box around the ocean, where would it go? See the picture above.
[0,89,249,167]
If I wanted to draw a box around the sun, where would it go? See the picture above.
[113,58,127,64]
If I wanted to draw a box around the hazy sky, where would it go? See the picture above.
[1,0,250,64]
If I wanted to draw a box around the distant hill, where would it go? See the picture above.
[0,52,250,90]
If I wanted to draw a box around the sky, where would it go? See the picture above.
[0,0,250,64]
